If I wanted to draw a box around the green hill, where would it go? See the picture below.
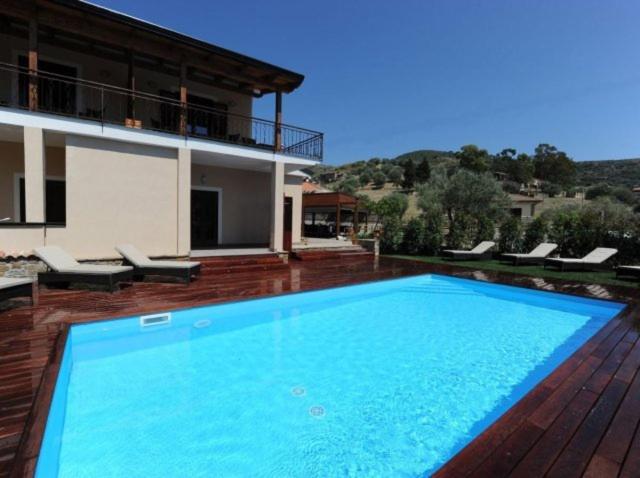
[576,158,640,188]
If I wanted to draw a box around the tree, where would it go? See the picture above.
[416,159,431,184]
[523,216,549,252]
[533,144,576,187]
[375,192,409,220]
[541,182,562,198]
[402,159,417,189]
[332,175,359,195]
[491,148,517,173]
[456,144,490,173]
[359,169,373,187]
[498,216,524,253]
[585,183,611,200]
[507,153,534,184]
[387,166,404,187]
[402,218,427,254]
[416,167,510,248]
[372,171,387,188]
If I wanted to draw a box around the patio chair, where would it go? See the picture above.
[543,248,618,272]
[0,277,36,305]
[442,241,495,261]
[34,246,133,292]
[501,243,558,266]
[616,265,640,279]
[115,244,201,283]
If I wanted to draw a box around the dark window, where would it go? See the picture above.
[18,57,77,115]
[19,178,66,223]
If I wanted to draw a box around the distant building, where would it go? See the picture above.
[508,194,543,222]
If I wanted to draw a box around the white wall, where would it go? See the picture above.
[51,136,179,259]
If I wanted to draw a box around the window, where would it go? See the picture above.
[18,178,66,223]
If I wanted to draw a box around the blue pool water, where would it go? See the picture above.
[36,274,625,477]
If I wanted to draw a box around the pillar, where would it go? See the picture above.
[177,148,191,255]
[23,127,46,222]
[269,160,285,252]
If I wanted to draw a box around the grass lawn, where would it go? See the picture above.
[389,255,640,289]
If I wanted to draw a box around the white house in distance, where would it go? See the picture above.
[0,0,322,259]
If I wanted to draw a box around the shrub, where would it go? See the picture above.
[585,183,610,200]
[359,170,373,187]
[332,176,359,195]
[372,171,387,188]
[402,218,426,254]
[498,216,523,253]
[379,217,404,253]
[523,216,549,252]
[422,210,444,255]
[501,180,521,194]
[541,182,562,198]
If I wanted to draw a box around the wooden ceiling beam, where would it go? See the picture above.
[18,2,295,92]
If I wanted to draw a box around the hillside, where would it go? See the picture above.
[576,158,640,188]
[310,150,640,190]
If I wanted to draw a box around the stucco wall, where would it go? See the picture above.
[191,164,271,245]
[53,136,179,259]
[285,175,303,244]
[0,140,65,220]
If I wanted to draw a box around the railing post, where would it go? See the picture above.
[274,90,282,152]
[100,87,104,126]
[28,17,38,111]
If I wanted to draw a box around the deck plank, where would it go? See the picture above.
[0,257,638,477]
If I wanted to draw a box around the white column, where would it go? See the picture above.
[269,160,285,252]
[177,148,191,256]
[23,127,46,222]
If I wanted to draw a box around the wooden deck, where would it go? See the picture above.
[1,256,639,477]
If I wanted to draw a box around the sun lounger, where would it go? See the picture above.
[34,246,133,292]
[442,241,495,261]
[501,243,558,265]
[544,248,618,272]
[616,265,640,279]
[115,244,201,283]
[0,277,35,304]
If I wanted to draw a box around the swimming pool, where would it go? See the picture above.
[36,274,625,477]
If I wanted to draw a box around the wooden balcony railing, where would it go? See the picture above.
[0,62,323,161]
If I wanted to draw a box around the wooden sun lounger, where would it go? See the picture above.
[501,243,558,266]
[442,241,495,261]
[115,244,201,283]
[35,246,133,292]
[0,277,36,305]
[616,265,640,279]
[544,248,618,272]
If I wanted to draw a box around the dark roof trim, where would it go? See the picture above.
[48,0,305,91]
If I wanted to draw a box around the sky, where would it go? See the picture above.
[93,0,640,165]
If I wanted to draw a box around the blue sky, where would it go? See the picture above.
[95,0,640,165]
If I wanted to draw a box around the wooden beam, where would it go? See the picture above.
[274,91,282,151]
[28,16,38,111]
[179,61,188,136]
[336,203,341,239]
[4,2,296,92]
[127,49,135,119]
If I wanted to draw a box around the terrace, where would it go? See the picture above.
[1,257,639,477]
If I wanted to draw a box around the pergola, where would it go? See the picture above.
[302,192,367,239]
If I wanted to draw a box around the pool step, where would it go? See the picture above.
[199,254,289,274]
[292,247,374,262]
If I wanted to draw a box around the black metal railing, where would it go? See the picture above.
[0,62,323,161]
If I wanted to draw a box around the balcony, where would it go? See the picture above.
[0,62,323,161]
